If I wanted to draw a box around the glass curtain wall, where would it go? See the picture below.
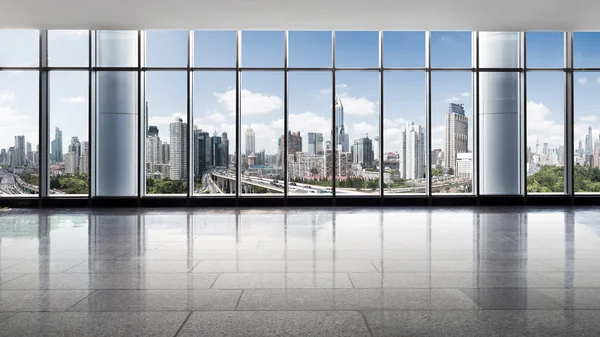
[0,29,594,201]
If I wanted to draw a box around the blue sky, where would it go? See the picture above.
[0,29,597,163]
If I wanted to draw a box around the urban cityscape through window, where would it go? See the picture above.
[1,30,599,198]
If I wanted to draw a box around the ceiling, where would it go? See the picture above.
[0,0,597,31]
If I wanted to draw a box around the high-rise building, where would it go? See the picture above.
[280,131,302,166]
[64,151,78,174]
[8,147,20,169]
[14,135,26,167]
[169,117,188,180]
[444,103,468,174]
[456,152,473,179]
[400,122,425,180]
[587,126,593,154]
[68,137,81,170]
[160,143,170,166]
[352,134,374,169]
[146,133,161,173]
[0,148,6,164]
[51,127,63,163]
[79,141,89,175]
[221,132,230,169]
[308,132,324,156]
[194,129,210,178]
[334,96,350,152]
[148,125,159,137]
[210,133,223,167]
[245,128,255,156]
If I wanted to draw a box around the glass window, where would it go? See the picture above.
[193,71,236,196]
[48,30,89,67]
[288,31,332,68]
[241,31,284,68]
[479,32,520,68]
[431,72,473,194]
[240,71,284,195]
[574,32,600,69]
[0,71,39,196]
[479,72,522,195]
[334,71,380,195]
[0,30,39,67]
[145,30,188,67]
[574,71,600,193]
[383,71,426,195]
[49,71,89,195]
[383,31,426,68]
[144,71,188,195]
[526,72,565,194]
[287,71,332,195]
[430,31,472,68]
[335,31,379,68]
[526,32,564,68]
[194,31,237,68]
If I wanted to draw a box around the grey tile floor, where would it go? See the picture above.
[0,207,599,336]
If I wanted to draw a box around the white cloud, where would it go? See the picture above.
[148,113,186,131]
[0,92,15,105]
[580,115,598,123]
[214,89,282,116]
[207,113,225,123]
[460,92,470,97]
[60,96,86,104]
[352,122,377,137]
[339,95,378,116]
[445,97,461,104]
[578,77,588,85]
[319,84,349,95]
[526,101,565,148]
[384,118,407,129]
[432,125,445,134]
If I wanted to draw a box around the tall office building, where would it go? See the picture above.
[169,117,188,180]
[221,132,230,169]
[64,151,78,174]
[308,132,324,156]
[0,148,6,164]
[194,129,210,177]
[14,135,26,167]
[352,134,374,169]
[245,128,255,156]
[456,152,473,179]
[444,103,468,174]
[334,96,350,152]
[79,141,89,175]
[68,137,81,171]
[51,127,63,163]
[400,122,425,180]
[280,131,302,166]
[211,133,222,167]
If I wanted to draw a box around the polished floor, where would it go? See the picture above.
[0,207,599,336]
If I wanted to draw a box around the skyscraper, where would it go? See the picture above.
[69,137,81,171]
[352,134,374,169]
[444,103,468,174]
[14,135,26,167]
[194,129,210,177]
[281,131,302,166]
[51,127,63,163]
[308,132,324,156]
[400,122,425,180]
[79,141,89,175]
[169,117,188,180]
[334,96,350,152]
[245,128,255,156]
[221,132,230,169]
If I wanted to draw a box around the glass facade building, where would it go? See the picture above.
[0,30,596,206]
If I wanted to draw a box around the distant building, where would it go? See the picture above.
[308,132,324,156]
[352,134,374,169]
[169,117,188,180]
[245,128,255,156]
[444,103,468,174]
[64,151,78,174]
[456,152,473,179]
[400,122,425,180]
[51,128,63,163]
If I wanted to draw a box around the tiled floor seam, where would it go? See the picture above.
[208,273,221,289]
[63,289,98,312]
[60,260,89,273]
[234,290,244,310]
[358,311,374,337]
[172,311,193,337]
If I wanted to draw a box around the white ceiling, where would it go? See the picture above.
[0,0,597,31]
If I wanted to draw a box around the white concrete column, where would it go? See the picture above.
[479,32,521,195]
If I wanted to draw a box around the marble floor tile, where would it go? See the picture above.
[67,289,241,311]
[212,272,353,289]
[177,311,370,337]
[0,312,189,337]
[0,290,94,311]
[460,288,565,309]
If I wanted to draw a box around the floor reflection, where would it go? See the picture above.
[1,207,600,334]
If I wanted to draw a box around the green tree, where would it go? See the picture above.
[431,168,443,177]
